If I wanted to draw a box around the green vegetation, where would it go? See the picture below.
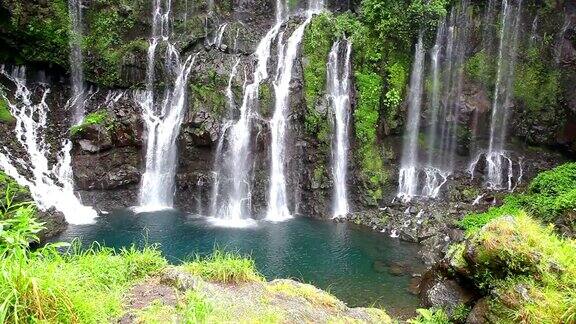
[190,68,228,117]
[355,71,387,203]
[1,0,70,66]
[447,164,576,323]
[408,308,450,324]
[83,1,148,86]
[0,172,28,207]
[0,186,167,322]
[183,250,264,283]
[454,213,576,323]
[70,109,115,136]
[460,163,576,232]
[268,280,340,308]
[0,97,14,123]
[465,50,494,86]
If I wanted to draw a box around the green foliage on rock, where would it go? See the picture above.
[355,71,387,203]
[302,13,334,110]
[70,110,115,136]
[460,163,576,232]
[454,213,576,323]
[465,50,494,86]
[83,0,148,86]
[0,97,14,123]
[1,0,71,66]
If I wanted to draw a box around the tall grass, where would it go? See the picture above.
[0,187,167,323]
[183,250,264,284]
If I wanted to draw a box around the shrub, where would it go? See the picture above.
[460,214,576,323]
[69,110,114,136]
[183,249,264,284]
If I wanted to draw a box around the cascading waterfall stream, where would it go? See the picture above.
[68,0,86,124]
[470,0,523,191]
[397,1,470,202]
[327,39,352,218]
[265,0,324,221]
[135,0,196,212]
[0,66,97,224]
[397,35,425,202]
[210,23,282,226]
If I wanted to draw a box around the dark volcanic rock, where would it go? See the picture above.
[466,298,489,324]
[37,207,67,241]
[420,270,475,316]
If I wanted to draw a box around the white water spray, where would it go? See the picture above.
[327,39,352,218]
[266,2,323,221]
[67,0,86,124]
[397,35,425,202]
[135,0,196,212]
[0,66,97,224]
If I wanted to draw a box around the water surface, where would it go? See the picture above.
[53,209,424,317]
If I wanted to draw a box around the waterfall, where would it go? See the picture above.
[67,0,86,124]
[483,0,523,190]
[135,0,196,212]
[209,23,228,49]
[210,23,281,226]
[468,0,524,191]
[265,1,323,221]
[397,35,425,202]
[0,66,97,224]
[327,39,352,218]
[397,1,470,202]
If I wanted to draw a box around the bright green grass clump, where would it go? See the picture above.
[463,213,576,323]
[183,250,264,284]
[0,97,14,123]
[69,110,113,136]
[0,243,166,323]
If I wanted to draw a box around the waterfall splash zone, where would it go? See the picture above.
[328,39,352,218]
[397,1,470,202]
[468,150,524,191]
[471,0,524,190]
[0,66,97,224]
[135,0,197,213]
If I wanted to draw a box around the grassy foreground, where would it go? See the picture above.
[0,184,391,323]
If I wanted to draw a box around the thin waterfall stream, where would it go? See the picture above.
[135,0,197,212]
[469,0,524,191]
[265,0,324,221]
[0,66,97,224]
[328,39,352,218]
[67,0,86,124]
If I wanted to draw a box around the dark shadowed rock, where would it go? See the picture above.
[420,270,475,316]
[466,298,489,324]
[37,207,67,241]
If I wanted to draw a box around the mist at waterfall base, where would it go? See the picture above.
[52,209,423,317]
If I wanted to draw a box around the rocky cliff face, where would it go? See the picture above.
[0,0,575,230]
